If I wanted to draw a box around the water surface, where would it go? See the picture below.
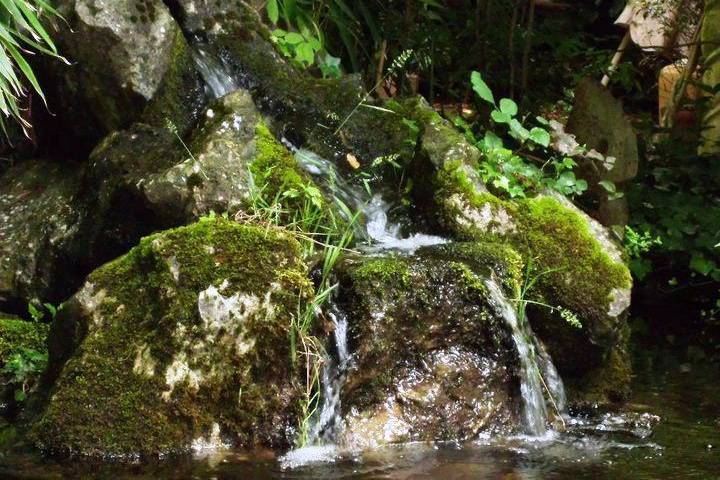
[1,346,718,479]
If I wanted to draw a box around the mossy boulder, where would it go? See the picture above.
[0,161,83,310]
[405,98,633,403]
[333,250,520,447]
[40,0,205,151]
[33,218,311,457]
[76,89,325,258]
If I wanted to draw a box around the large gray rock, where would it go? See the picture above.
[42,0,205,149]
[0,161,83,309]
[34,218,311,457]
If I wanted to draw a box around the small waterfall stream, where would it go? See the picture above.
[291,147,447,253]
[310,303,350,443]
[192,44,239,100]
[483,279,567,436]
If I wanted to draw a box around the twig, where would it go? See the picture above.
[521,0,537,100]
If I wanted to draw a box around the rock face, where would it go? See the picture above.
[82,90,261,230]
[334,251,521,447]
[0,161,83,309]
[33,218,311,457]
[43,0,205,150]
[404,98,633,403]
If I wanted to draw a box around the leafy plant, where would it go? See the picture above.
[0,0,66,136]
[1,347,47,402]
[28,302,56,323]
[457,71,588,199]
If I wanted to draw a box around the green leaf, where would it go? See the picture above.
[471,71,495,105]
[483,131,503,150]
[267,0,279,24]
[509,119,530,141]
[528,127,550,147]
[284,32,305,45]
[499,98,518,117]
[491,109,511,124]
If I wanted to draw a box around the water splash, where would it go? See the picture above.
[192,44,239,99]
[483,278,567,436]
[291,146,446,253]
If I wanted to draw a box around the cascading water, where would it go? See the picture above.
[290,147,447,253]
[310,303,350,443]
[192,44,239,100]
[483,278,567,436]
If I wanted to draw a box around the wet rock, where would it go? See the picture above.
[406,100,633,404]
[335,252,520,447]
[0,161,83,309]
[168,0,409,165]
[40,0,205,151]
[33,218,311,457]
[77,89,323,252]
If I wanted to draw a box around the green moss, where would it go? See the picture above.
[33,218,311,457]
[423,151,633,402]
[350,256,413,286]
[251,123,313,200]
[0,319,49,365]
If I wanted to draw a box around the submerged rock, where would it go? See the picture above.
[405,98,633,404]
[34,218,311,457]
[41,0,205,150]
[0,161,83,310]
[334,251,520,447]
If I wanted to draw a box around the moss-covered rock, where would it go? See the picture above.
[405,98,633,403]
[333,250,520,447]
[0,161,83,310]
[33,218,311,457]
[39,0,205,152]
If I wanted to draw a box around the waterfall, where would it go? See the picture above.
[483,279,567,436]
[309,303,350,443]
[192,44,239,99]
[291,147,447,253]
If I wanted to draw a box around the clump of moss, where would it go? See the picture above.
[0,319,49,366]
[33,218,311,458]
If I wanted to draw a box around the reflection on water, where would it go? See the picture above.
[1,346,718,479]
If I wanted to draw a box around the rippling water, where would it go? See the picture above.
[1,346,718,479]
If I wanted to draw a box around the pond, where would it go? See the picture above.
[1,344,718,479]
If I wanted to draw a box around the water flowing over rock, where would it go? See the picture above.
[33,218,311,457]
